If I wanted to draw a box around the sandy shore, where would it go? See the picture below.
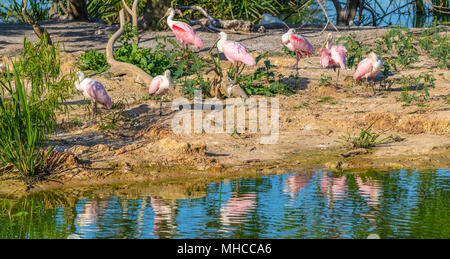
[0,21,449,195]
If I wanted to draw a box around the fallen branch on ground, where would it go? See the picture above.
[171,5,266,34]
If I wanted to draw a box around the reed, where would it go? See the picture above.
[0,37,74,176]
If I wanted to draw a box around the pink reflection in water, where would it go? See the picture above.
[283,173,312,198]
[220,192,257,226]
[76,200,109,227]
[150,197,177,237]
[321,174,348,202]
[356,177,380,206]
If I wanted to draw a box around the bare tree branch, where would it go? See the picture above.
[316,0,339,33]
[106,9,152,86]
[424,0,450,14]
[21,0,52,45]
[121,0,139,43]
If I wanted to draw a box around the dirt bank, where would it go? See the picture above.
[0,21,449,195]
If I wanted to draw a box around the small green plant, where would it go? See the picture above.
[230,126,241,137]
[396,73,436,106]
[238,56,294,97]
[318,73,332,86]
[339,123,392,149]
[336,33,369,69]
[78,50,110,73]
[317,96,333,103]
[293,103,308,109]
[375,27,419,71]
[418,23,449,69]
[178,73,211,99]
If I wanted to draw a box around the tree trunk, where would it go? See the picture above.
[67,0,89,20]
[332,0,360,26]
[415,0,426,15]
[50,0,89,21]
[141,0,171,29]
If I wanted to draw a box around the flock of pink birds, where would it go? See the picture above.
[75,8,383,118]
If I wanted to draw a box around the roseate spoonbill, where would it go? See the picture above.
[216,31,256,82]
[281,28,314,71]
[166,8,203,59]
[148,70,174,116]
[353,52,383,96]
[319,33,347,87]
[75,71,112,119]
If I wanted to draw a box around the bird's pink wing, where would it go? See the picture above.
[330,45,347,69]
[290,34,314,55]
[223,41,256,66]
[86,80,112,109]
[148,76,162,95]
[171,21,202,48]
[353,58,373,81]
[319,48,332,67]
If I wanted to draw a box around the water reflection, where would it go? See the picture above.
[150,197,178,238]
[0,169,448,239]
[220,192,257,228]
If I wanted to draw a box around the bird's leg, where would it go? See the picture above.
[370,79,375,96]
[335,67,340,88]
[365,77,370,97]
[292,52,299,70]
[159,98,163,117]
[237,62,245,79]
[294,52,302,74]
[234,63,238,82]
[91,100,97,120]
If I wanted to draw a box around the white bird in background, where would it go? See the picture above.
[75,71,112,119]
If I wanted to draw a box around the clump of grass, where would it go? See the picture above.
[0,67,53,176]
[317,96,333,103]
[238,56,294,97]
[396,73,436,106]
[0,37,73,176]
[336,33,369,69]
[178,73,211,99]
[339,123,392,149]
[418,23,449,69]
[374,27,419,71]
[318,73,332,86]
[293,103,308,109]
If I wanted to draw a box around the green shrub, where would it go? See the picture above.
[78,50,110,73]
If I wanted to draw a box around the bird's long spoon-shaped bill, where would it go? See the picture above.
[209,37,221,54]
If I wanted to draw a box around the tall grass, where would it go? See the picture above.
[0,0,49,22]
[0,37,74,176]
[0,67,54,176]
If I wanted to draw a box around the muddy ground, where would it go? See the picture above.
[0,21,449,195]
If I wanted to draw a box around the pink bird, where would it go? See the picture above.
[148,70,174,116]
[167,8,203,59]
[216,31,256,82]
[281,28,314,71]
[353,52,383,96]
[319,33,347,87]
[75,71,112,119]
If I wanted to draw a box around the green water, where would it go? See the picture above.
[0,168,449,239]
